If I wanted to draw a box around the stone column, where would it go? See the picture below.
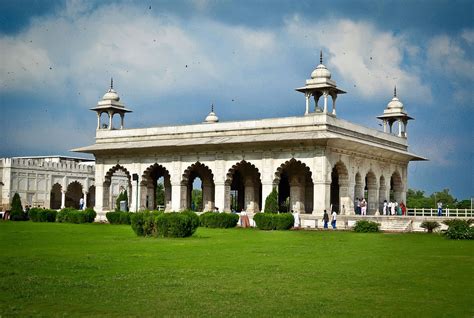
[323,91,328,113]
[398,119,403,137]
[244,178,256,212]
[94,184,104,213]
[383,120,387,133]
[305,92,310,115]
[60,190,66,209]
[171,183,184,211]
[83,191,88,209]
[202,182,215,212]
[331,95,337,116]
[147,185,155,210]
[139,184,147,210]
[214,182,229,212]
[313,181,330,216]
[97,113,101,130]
[120,114,124,129]
[130,180,139,212]
[289,176,305,213]
[164,179,172,212]
[108,111,113,130]
[367,181,378,214]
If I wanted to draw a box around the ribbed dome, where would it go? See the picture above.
[311,63,332,79]
[205,111,218,123]
[102,88,120,101]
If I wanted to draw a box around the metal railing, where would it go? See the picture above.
[406,208,474,218]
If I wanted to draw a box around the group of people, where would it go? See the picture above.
[355,198,368,215]
[322,210,337,229]
[382,200,406,216]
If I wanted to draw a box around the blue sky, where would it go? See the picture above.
[0,0,472,199]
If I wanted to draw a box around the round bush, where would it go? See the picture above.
[199,212,239,228]
[155,212,199,238]
[130,211,164,237]
[444,219,473,240]
[353,220,380,233]
[254,213,294,230]
[106,211,131,225]
[28,208,41,222]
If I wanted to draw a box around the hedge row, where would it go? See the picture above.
[130,211,199,238]
[28,208,57,222]
[353,220,380,233]
[199,212,239,228]
[253,212,294,230]
[56,208,96,224]
[106,211,131,225]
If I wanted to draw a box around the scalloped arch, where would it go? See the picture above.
[225,160,261,185]
[274,158,312,183]
[181,162,214,185]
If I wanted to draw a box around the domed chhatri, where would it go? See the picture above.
[204,104,219,123]
[296,50,346,116]
[90,78,132,130]
[377,86,413,138]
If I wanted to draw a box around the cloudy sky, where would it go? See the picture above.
[0,0,472,199]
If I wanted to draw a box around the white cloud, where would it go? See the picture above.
[285,16,432,102]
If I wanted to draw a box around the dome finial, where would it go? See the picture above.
[394,85,397,97]
[320,50,323,64]
[211,103,214,113]
[110,77,114,90]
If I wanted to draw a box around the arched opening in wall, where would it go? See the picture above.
[141,164,171,211]
[99,112,109,129]
[330,161,349,214]
[103,165,132,212]
[182,162,214,212]
[65,181,83,209]
[365,171,378,214]
[226,161,262,213]
[354,172,363,213]
[87,185,96,209]
[275,159,313,214]
[390,171,402,203]
[111,113,122,130]
[50,183,62,209]
[379,176,386,213]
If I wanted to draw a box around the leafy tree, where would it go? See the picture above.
[156,183,165,207]
[430,189,456,208]
[10,192,26,221]
[456,199,471,209]
[191,189,203,211]
[115,190,129,212]
[264,187,279,213]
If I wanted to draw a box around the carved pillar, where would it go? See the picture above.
[305,92,310,115]
[83,191,88,209]
[289,176,305,213]
[60,190,66,209]
[97,112,101,130]
[202,181,215,212]
[323,91,329,113]
[214,182,229,212]
[95,184,104,213]
[331,95,337,116]
[120,114,124,129]
[313,181,330,216]
[244,178,256,213]
[261,182,274,212]
[171,182,184,211]
[130,179,139,212]
[108,111,113,130]
[398,119,403,137]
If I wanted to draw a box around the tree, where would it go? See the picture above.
[156,183,165,207]
[10,192,26,221]
[115,190,129,212]
[264,187,279,213]
[430,189,456,208]
[192,189,203,211]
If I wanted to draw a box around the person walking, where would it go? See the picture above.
[79,197,84,210]
[383,200,388,215]
[331,210,337,229]
[323,210,329,229]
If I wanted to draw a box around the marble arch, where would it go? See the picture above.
[182,162,215,212]
[74,55,425,219]
[226,160,262,213]
[274,159,313,214]
[103,164,132,211]
[141,163,171,211]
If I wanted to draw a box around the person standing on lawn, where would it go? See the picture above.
[331,210,337,229]
[323,210,329,229]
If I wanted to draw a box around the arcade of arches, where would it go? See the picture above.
[95,159,406,216]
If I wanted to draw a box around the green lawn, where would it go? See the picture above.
[0,222,472,317]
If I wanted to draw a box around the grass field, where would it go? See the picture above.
[0,222,472,317]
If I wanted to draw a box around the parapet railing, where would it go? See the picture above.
[406,208,474,218]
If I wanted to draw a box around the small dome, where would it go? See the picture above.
[102,88,120,101]
[387,96,403,110]
[311,63,331,79]
[205,111,218,123]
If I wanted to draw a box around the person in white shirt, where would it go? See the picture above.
[331,210,337,229]
[361,198,367,215]
[383,200,388,215]
[79,197,84,210]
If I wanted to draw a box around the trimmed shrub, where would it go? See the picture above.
[131,211,198,238]
[106,211,131,225]
[264,187,279,213]
[254,213,294,230]
[443,219,473,240]
[420,221,441,233]
[353,220,380,233]
[199,212,239,228]
[130,211,163,237]
[29,208,57,222]
[56,208,96,224]
[10,192,27,221]
[274,213,294,230]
